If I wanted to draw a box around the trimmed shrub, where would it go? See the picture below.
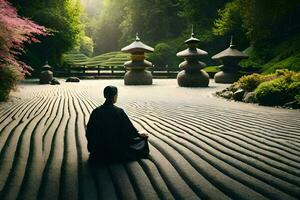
[255,77,297,106]
[255,81,284,106]
[238,73,262,92]
[288,82,300,98]
[218,69,300,108]
[227,82,241,93]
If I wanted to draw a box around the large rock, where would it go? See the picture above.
[283,101,300,109]
[177,70,209,87]
[218,90,233,99]
[66,77,80,82]
[243,92,256,103]
[50,78,60,85]
[233,89,245,101]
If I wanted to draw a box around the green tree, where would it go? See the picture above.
[179,0,228,42]
[92,0,125,54]
[80,0,103,38]
[148,43,177,68]
[10,0,83,73]
[214,0,300,50]
[77,35,94,56]
[213,0,300,71]
[120,0,184,45]
[0,0,47,101]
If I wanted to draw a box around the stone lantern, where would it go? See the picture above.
[121,33,154,85]
[39,61,53,84]
[176,29,209,87]
[212,37,249,83]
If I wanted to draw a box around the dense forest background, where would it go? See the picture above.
[9,0,300,75]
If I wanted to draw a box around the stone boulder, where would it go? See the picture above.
[66,77,80,82]
[283,101,300,109]
[243,92,256,103]
[50,78,60,85]
[217,90,233,99]
[233,89,245,101]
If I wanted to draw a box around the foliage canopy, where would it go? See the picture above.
[0,0,47,101]
[10,0,83,72]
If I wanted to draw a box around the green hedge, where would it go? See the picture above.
[203,66,220,73]
[238,73,262,92]
[63,51,129,67]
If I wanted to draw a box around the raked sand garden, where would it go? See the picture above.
[0,79,300,200]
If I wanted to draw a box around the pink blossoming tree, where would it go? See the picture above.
[0,0,47,101]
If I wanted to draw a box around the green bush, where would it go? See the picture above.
[237,69,299,93]
[238,73,262,92]
[227,82,241,93]
[255,79,287,106]
[0,66,22,101]
[288,82,300,98]
[148,43,176,67]
[295,95,300,104]
[275,69,297,80]
[219,68,300,108]
[255,75,300,106]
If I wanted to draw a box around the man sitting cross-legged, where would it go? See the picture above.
[86,85,149,164]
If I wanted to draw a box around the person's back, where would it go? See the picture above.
[86,85,149,164]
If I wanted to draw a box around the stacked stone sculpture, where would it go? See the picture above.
[121,33,154,85]
[39,61,53,84]
[212,37,249,83]
[176,29,209,87]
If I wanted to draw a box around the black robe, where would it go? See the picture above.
[86,101,149,163]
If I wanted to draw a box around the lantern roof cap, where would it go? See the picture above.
[184,25,201,44]
[42,61,52,70]
[177,48,208,57]
[121,33,154,53]
[212,36,249,59]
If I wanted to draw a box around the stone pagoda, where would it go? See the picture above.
[121,33,154,85]
[39,61,53,84]
[176,28,209,87]
[212,36,249,83]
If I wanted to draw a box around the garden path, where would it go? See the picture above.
[0,79,299,200]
